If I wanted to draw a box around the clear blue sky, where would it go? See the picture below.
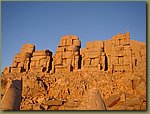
[1,1,146,70]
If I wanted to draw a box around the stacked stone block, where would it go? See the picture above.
[110,32,133,72]
[52,35,81,73]
[30,50,52,72]
[2,32,146,75]
[81,41,106,71]
[11,44,35,73]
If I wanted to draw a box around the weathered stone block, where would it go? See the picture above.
[62,51,72,58]
[11,67,24,73]
[33,50,52,56]
[105,95,120,107]
[31,56,47,61]
[56,47,65,52]
[66,45,79,52]
[45,100,63,106]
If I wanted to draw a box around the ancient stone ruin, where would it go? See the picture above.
[52,35,81,73]
[1,32,146,110]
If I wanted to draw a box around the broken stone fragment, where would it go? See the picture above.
[1,80,22,110]
[105,95,120,107]
[45,100,63,106]
[77,88,106,110]
[37,97,45,104]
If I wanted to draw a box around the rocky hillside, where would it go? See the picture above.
[1,32,146,110]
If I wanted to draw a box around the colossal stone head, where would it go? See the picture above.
[20,44,35,55]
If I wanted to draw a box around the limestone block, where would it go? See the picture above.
[62,51,72,58]
[55,66,68,73]
[89,52,101,58]
[87,47,103,53]
[45,100,62,106]
[31,56,46,61]
[105,95,120,107]
[33,50,52,56]
[11,67,24,73]
[30,67,44,72]
[66,45,79,52]
[56,47,65,52]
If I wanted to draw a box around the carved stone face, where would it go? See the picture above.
[20,44,35,54]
